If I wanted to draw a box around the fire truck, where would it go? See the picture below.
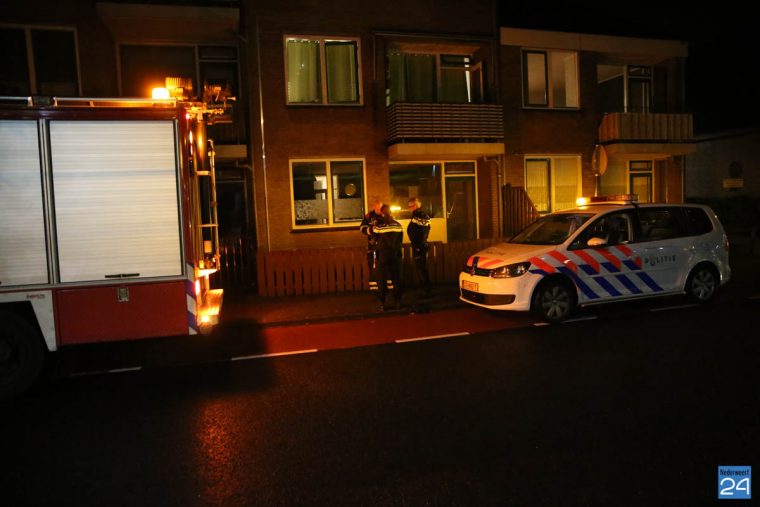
[0,96,225,397]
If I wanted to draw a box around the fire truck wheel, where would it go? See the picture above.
[533,277,576,323]
[0,312,45,399]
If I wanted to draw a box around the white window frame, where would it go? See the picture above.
[524,155,582,213]
[521,49,580,110]
[1,23,82,96]
[283,35,363,106]
[289,157,367,229]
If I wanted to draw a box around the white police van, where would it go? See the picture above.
[459,196,731,322]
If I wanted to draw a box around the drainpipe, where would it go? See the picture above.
[254,14,271,252]
[482,155,502,238]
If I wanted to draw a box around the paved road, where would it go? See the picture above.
[3,285,758,506]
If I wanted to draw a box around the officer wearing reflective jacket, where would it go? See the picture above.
[407,197,432,295]
[373,204,404,310]
[360,199,383,291]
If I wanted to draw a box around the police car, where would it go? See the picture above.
[459,195,731,322]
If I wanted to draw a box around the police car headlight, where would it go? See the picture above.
[491,262,530,278]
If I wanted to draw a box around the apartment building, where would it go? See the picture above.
[2,0,251,251]
[500,27,694,231]
[246,0,503,252]
[2,2,699,292]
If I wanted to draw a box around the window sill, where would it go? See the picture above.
[522,106,582,112]
[291,225,361,233]
[286,103,364,108]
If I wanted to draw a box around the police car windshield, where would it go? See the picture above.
[509,213,594,245]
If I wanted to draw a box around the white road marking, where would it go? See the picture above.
[533,322,550,327]
[69,366,142,378]
[650,304,699,312]
[396,332,470,343]
[562,316,598,323]
[230,349,318,361]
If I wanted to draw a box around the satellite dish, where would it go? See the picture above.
[592,145,608,176]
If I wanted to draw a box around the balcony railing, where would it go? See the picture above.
[387,102,503,144]
[599,112,693,144]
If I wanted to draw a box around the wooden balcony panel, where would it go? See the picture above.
[599,112,694,144]
[387,102,504,143]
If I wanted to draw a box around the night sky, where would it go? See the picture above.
[500,1,759,135]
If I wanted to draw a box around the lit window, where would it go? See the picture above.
[291,159,365,228]
[629,160,653,203]
[389,163,443,219]
[600,160,654,203]
[525,156,581,213]
[522,50,579,109]
[285,36,361,105]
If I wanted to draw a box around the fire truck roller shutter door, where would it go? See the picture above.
[0,121,49,286]
[49,121,183,283]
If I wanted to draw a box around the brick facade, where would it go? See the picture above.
[245,0,501,251]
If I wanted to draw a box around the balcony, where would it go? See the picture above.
[598,112,696,158]
[387,102,504,145]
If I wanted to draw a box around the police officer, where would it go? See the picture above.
[407,197,432,295]
[372,204,404,310]
[360,199,383,291]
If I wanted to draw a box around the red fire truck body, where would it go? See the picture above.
[0,97,224,396]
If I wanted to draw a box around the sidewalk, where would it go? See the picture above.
[221,250,760,328]
[221,283,467,327]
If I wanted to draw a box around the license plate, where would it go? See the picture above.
[462,280,478,292]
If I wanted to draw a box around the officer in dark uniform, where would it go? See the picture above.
[360,199,383,291]
[372,204,404,310]
[407,197,432,295]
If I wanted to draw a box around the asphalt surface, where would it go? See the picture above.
[3,281,759,505]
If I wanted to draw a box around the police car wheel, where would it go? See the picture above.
[534,279,576,323]
[685,264,718,303]
[0,312,45,399]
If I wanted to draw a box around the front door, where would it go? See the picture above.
[445,177,477,242]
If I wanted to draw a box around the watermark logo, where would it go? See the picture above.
[718,466,751,500]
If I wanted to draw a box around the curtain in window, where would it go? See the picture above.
[550,51,578,108]
[326,42,358,104]
[525,160,550,212]
[286,39,321,103]
[553,157,579,211]
[387,52,407,103]
[404,54,435,102]
[440,68,468,102]
[524,52,547,106]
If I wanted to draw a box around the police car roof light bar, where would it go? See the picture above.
[588,194,639,204]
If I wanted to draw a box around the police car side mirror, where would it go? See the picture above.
[588,237,608,247]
